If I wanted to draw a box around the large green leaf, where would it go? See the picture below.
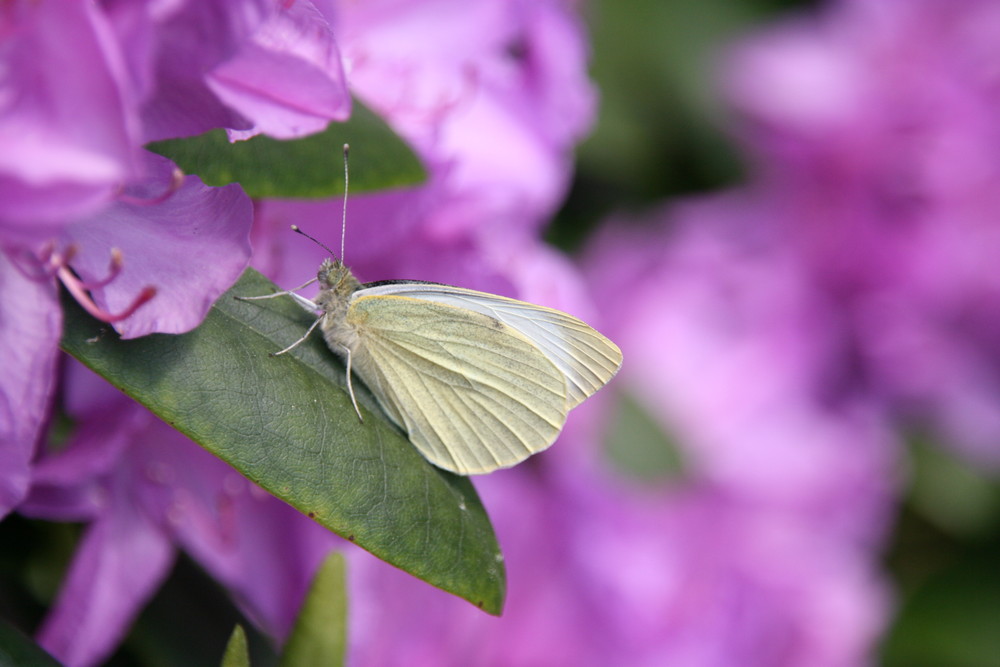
[146,98,425,198]
[59,269,505,615]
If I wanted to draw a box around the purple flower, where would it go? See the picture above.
[0,157,252,521]
[0,0,136,228]
[22,361,338,666]
[559,207,896,664]
[122,0,349,142]
[335,0,595,243]
[722,0,1000,463]
[209,0,350,140]
[1,0,350,521]
[584,202,900,545]
[0,254,61,515]
[344,451,889,666]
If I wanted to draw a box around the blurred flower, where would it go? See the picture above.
[577,204,896,664]
[527,0,1000,662]
[345,439,889,667]
[585,201,900,544]
[259,0,596,306]
[723,0,1000,464]
[21,361,338,667]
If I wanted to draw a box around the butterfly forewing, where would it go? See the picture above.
[357,283,623,408]
[342,294,569,475]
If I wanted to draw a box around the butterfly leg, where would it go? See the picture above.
[340,344,364,423]
[236,278,320,313]
[271,316,323,357]
[235,277,318,302]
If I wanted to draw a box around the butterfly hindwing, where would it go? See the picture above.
[343,293,569,475]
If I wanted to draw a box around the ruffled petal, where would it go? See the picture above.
[64,154,252,338]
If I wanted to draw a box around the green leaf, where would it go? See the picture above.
[59,268,506,615]
[280,552,348,667]
[220,625,251,667]
[146,98,426,198]
[604,392,686,483]
[0,620,61,667]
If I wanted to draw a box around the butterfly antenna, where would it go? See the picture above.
[290,225,337,257]
[289,144,351,260]
[340,143,350,261]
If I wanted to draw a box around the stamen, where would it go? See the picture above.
[49,245,77,272]
[57,263,157,322]
[49,247,156,323]
[12,242,157,323]
[74,248,124,290]
[116,167,185,206]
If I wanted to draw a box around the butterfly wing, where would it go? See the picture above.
[357,283,623,409]
[343,293,570,475]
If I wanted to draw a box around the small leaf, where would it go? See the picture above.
[60,268,506,615]
[605,392,686,483]
[0,620,61,667]
[220,625,251,667]
[147,98,426,198]
[280,552,348,667]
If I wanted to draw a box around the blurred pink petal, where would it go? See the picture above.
[24,362,338,662]
[722,0,1000,463]
[35,481,174,667]
[0,0,135,231]
[0,251,60,518]
[340,0,595,240]
[210,0,351,140]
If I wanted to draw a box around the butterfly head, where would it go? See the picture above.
[315,257,361,314]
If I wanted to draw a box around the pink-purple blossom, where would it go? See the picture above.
[21,361,340,666]
[1,0,349,526]
[722,0,1000,465]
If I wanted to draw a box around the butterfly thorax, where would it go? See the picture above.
[315,257,364,353]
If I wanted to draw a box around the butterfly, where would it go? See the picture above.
[243,235,621,474]
[240,148,621,474]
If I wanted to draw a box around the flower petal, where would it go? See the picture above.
[64,154,253,338]
[36,490,174,667]
[208,0,351,140]
[0,250,60,518]
[0,0,134,229]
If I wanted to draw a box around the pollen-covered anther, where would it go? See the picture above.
[115,166,185,206]
[53,247,157,323]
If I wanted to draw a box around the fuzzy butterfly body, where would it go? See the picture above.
[302,256,622,475]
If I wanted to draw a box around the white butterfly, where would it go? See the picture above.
[244,248,622,475]
[242,146,620,474]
